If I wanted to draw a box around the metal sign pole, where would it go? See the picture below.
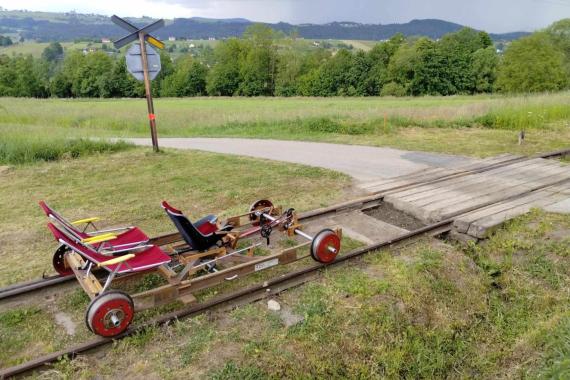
[138,32,159,152]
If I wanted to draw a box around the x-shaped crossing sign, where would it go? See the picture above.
[111,15,165,50]
[111,15,165,152]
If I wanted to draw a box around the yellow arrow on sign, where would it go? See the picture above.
[146,35,165,50]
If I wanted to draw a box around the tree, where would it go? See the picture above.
[497,32,568,93]
[50,50,82,97]
[153,50,174,96]
[55,51,114,97]
[238,24,278,96]
[383,40,418,96]
[409,38,454,96]
[275,49,304,96]
[0,35,12,46]
[161,55,208,97]
[471,46,498,93]
[298,49,357,96]
[42,42,64,62]
[546,19,570,57]
[105,57,143,98]
[0,55,48,97]
[435,28,489,94]
[207,39,248,96]
[545,19,570,75]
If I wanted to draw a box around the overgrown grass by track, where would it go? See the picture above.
[1,92,569,157]
[5,210,566,378]
[0,129,132,165]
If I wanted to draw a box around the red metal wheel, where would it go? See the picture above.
[310,229,341,264]
[52,245,73,276]
[248,199,274,225]
[86,291,134,338]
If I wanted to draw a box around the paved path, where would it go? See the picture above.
[125,138,476,183]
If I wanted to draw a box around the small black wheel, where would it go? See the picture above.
[52,245,73,276]
[249,199,274,225]
[86,290,134,338]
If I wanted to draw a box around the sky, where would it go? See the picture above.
[1,0,569,33]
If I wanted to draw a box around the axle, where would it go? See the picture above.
[257,211,338,255]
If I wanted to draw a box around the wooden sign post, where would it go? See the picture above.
[112,15,165,152]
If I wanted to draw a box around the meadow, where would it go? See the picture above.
[0,93,569,377]
[1,92,570,161]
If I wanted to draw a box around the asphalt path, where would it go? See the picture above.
[125,137,476,183]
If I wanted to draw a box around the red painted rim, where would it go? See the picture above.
[249,199,274,224]
[88,295,134,337]
[312,230,341,264]
[52,247,73,276]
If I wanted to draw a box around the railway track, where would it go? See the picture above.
[1,147,568,378]
[0,195,384,302]
[3,147,568,301]
[0,219,452,379]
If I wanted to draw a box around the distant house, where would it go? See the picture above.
[82,47,97,55]
[168,36,176,41]
[101,38,111,43]
[208,37,216,41]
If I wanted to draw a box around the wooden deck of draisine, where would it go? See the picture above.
[360,154,570,239]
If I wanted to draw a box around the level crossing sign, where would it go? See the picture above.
[112,15,165,152]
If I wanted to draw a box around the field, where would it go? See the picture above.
[0,93,569,377]
[0,38,370,58]
[2,93,570,158]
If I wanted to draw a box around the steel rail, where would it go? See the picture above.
[0,197,381,301]
[2,146,568,301]
[0,219,452,379]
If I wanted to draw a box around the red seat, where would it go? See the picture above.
[39,201,149,245]
[108,227,149,246]
[47,223,171,274]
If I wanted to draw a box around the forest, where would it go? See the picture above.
[0,19,569,98]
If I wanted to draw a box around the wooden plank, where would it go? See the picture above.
[453,187,565,233]
[467,192,568,238]
[364,168,457,193]
[67,252,103,298]
[385,158,545,200]
[364,154,525,193]
[427,171,569,221]
[388,163,567,221]
[360,154,512,189]
[409,159,564,207]
[361,167,450,189]
[434,176,570,222]
[420,163,570,217]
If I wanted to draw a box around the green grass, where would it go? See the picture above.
[17,210,568,378]
[0,129,132,164]
[0,143,351,368]
[0,307,61,367]
[1,93,569,158]
[0,148,348,286]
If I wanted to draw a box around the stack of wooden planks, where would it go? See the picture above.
[360,154,570,239]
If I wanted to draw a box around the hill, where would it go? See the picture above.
[0,9,528,42]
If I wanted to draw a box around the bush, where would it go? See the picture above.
[476,103,570,130]
[0,132,132,164]
[305,118,374,135]
[381,82,407,97]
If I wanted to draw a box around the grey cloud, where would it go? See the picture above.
[153,0,570,32]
